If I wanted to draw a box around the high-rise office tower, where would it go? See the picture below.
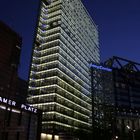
[28,0,99,139]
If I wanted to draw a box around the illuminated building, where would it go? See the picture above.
[27,0,99,139]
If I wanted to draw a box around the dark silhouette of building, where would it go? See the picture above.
[0,21,42,140]
[91,56,140,140]
[0,21,27,102]
[90,62,115,140]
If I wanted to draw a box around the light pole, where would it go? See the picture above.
[126,125,135,140]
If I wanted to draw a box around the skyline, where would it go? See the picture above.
[0,0,140,80]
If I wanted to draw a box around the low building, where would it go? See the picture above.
[0,95,42,140]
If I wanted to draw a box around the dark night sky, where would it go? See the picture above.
[0,0,140,80]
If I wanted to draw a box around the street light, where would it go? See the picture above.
[126,125,135,140]
[112,135,119,140]
[126,125,131,130]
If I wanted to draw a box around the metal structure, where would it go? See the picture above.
[104,56,140,109]
[104,56,140,71]
[91,56,140,140]
[90,63,115,139]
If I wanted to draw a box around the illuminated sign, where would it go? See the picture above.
[0,97,16,106]
[21,104,37,113]
[0,96,37,113]
[90,64,112,72]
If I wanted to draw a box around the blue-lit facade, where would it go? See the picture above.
[27,0,99,139]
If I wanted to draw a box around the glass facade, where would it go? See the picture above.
[91,57,140,139]
[28,0,99,137]
[90,63,115,139]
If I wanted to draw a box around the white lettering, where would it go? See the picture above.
[12,101,16,106]
[8,100,11,105]
[31,108,34,112]
[20,104,37,113]
[21,104,26,109]
[3,98,8,103]
[25,106,28,110]
[0,96,17,106]
[0,97,2,102]
[28,107,32,111]
[34,109,37,113]
[0,96,37,114]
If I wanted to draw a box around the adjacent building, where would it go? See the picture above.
[0,21,23,101]
[28,0,99,139]
[91,56,140,140]
[90,62,115,140]
[0,21,42,140]
[0,95,42,140]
